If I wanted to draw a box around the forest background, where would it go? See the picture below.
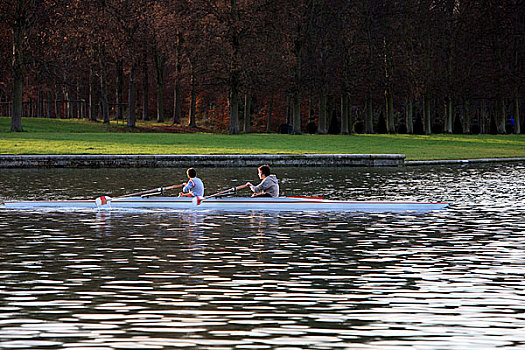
[0,0,523,136]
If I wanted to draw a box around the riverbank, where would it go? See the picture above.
[1,118,524,162]
[0,154,523,168]
[0,154,406,168]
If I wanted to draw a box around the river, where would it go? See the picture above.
[0,163,524,349]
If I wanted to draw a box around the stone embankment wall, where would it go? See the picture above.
[405,158,525,166]
[0,154,406,168]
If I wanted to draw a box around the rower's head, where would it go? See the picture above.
[258,165,271,179]
[187,168,197,179]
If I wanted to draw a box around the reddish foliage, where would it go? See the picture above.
[1,0,524,133]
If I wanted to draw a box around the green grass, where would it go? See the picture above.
[2,117,114,133]
[1,117,524,160]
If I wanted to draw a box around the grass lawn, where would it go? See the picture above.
[1,117,524,160]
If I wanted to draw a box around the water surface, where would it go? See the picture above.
[1,164,524,349]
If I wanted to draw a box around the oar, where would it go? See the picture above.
[96,183,184,207]
[194,183,251,205]
[116,183,184,199]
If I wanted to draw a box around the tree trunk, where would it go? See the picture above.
[291,9,305,136]
[513,29,520,134]
[480,99,487,134]
[128,61,137,127]
[173,32,183,124]
[383,36,395,134]
[11,23,24,131]
[444,96,453,133]
[463,99,471,134]
[46,91,52,118]
[292,44,302,135]
[514,95,520,134]
[266,94,273,132]
[37,91,44,118]
[327,97,335,134]
[64,86,70,119]
[116,59,124,120]
[55,86,61,119]
[228,0,240,134]
[406,97,414,134]
[341,94,349,135]
[383,73,394,132]
[243,94,251,133]
[229,88,240,134]
[99,79,109,123]
[423,94,431,135]
[188,68,197,128]
[75,82,81,119]
[495,96,506,134]
[89,65,96,121]
[26,97,31,118]
[80,99,86,120]
[292,92,301,134]
[228,82,240,134]
[386,93,394,133]
[365,92,374,134]
[307,96,312,123]
[286,95,292,125]
[318,95,327,134]
[443,100,448,133]
[154,51,165,122]
[99,50,110,124]
[142,56,149,121]
[173,81,181,124]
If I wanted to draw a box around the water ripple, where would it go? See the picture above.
[1,164,524,349]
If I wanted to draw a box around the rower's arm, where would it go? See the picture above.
[182,181,193,193]
[251,179,267,193]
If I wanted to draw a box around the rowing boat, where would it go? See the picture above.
[1,196,449,212]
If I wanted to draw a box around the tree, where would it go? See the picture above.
[1,0,61,131]
[0,0,522,136]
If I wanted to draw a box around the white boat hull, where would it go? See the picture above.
[2,196,449,212]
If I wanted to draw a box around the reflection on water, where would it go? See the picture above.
[0,163,524,349]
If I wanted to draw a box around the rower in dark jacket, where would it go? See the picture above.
[246,164,279,197]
